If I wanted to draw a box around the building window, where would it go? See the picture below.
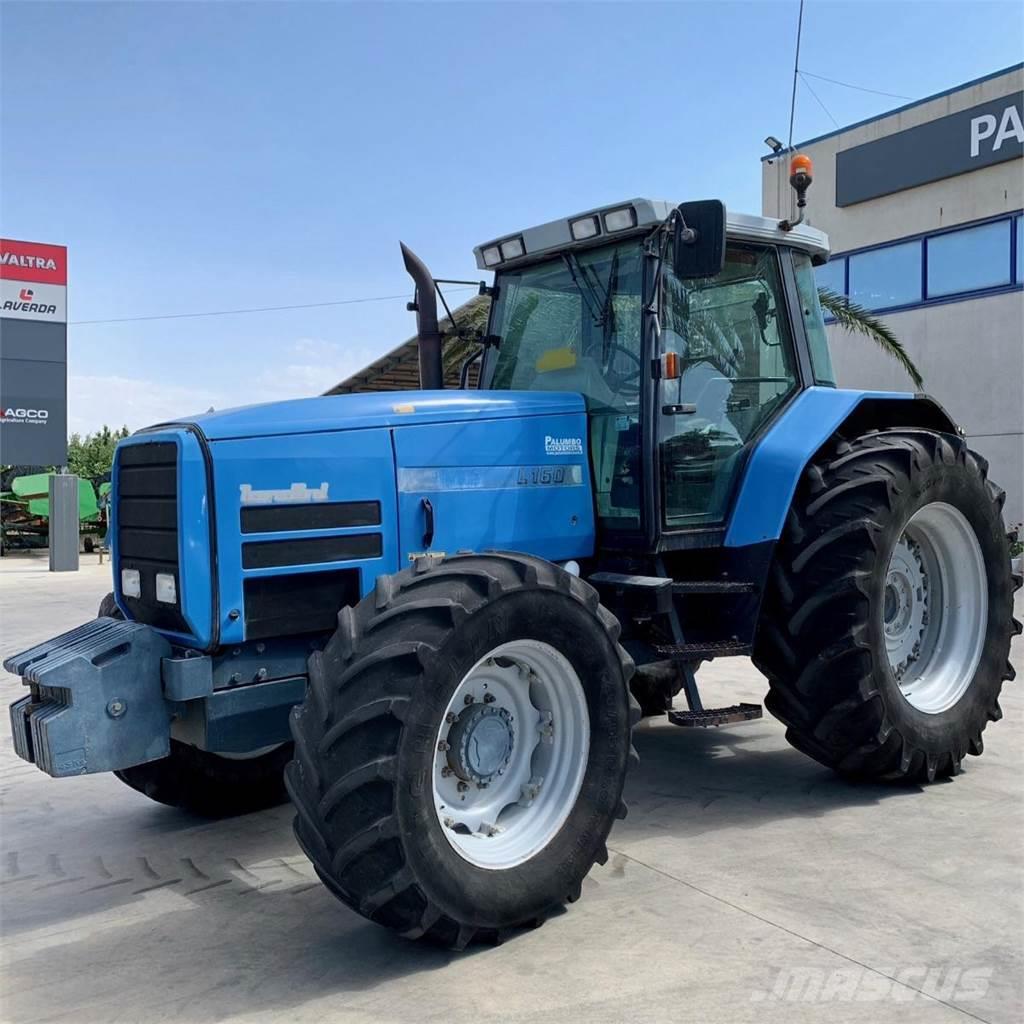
[814,257,845,297]
[849,241,922,311]
[1017,217,1023,286]
[927,220,1012,298]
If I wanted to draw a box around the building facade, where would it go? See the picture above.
[762,64,1023,527]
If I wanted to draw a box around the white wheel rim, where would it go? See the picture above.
[433,639,590,870]
[883,502,988,714]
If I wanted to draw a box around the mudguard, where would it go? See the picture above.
[725,388,957,547]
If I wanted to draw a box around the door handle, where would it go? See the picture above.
[421,497,435,548]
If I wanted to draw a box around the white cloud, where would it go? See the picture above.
[245,337,378,404]
[67,337,382,435]
[69,374,228,435]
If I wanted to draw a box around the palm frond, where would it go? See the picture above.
[817,287,923,389]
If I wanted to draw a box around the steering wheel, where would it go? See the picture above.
[584,343,642,396]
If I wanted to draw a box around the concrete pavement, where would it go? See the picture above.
[1,550,1021,1024]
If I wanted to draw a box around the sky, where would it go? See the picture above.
[2,0,1022,436]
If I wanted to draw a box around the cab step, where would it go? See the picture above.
[668,703,763,728]
[671,580,757,594]
[652,640,751,660]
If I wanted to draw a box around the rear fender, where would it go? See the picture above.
[725,388,958,548]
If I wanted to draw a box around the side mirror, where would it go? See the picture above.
[672,200,726,279]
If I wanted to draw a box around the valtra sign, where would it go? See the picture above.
[0,239,68,322]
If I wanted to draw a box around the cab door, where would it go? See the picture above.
[657,244,801,528]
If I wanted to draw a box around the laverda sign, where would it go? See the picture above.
[835,91,1024,206]
[0,238,68,465]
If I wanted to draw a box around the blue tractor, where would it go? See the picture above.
[7,167,1020,947]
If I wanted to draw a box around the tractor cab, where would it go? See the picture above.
[472,199,837,549]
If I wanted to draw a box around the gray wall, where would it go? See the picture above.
[762,66,1024,528]
[827,293,1023,529]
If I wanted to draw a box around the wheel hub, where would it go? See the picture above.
[883,534,928,679]
[446,705,514,785]
[432,640,590,870]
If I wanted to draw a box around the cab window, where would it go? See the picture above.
[659,244,800,527]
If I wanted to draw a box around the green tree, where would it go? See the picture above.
[66,425,131,481]
[818,287,923,388]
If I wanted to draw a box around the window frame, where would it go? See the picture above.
[848,238,923,312]
[820,210,1023,318]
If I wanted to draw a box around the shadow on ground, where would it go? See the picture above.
[1,716,929,1023]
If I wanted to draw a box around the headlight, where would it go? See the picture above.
[155,573,177,604]
[603,206,637,232]
[570,215,600,241]
[481,245,502,267]
[121,568,141,599]
[499,236,525,261]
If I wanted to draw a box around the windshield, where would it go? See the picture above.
[484,240,646,533]
[485,240,644,410]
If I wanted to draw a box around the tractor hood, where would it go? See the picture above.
[155,390,585,441]
[120,387,596,651]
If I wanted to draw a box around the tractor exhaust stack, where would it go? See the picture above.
[400,242,443,390]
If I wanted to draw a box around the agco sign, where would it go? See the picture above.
[1,408,50,425]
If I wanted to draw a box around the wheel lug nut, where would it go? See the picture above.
[437,740,450,752]
[483,693,496,704]
[464,694,474,705]
[441,767,454,778]
[457,781,469,793]
[445,712,456,724]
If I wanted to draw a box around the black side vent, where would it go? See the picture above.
[116,441,188,633]
[240,500,381,534]
[242,533,382,570]
[244,568,361,640]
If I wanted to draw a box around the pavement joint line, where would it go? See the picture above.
[608,846,994,1024]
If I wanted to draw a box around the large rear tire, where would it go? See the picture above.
[286,553,638,948]
[754,429,1021,782]
[98,592,294,816]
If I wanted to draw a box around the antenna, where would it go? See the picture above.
[786,0,806,152]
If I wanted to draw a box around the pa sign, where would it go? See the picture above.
[971,100,1024,158]
[836,90,1024,206]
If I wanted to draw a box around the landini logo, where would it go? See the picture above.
[239,481,330,505]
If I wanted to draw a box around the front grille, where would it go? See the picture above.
[243,568,360,640]
[116,441,189,634]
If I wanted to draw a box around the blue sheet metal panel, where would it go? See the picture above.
[725,388,914,547]
[186,390,586,441]
[112,430,215,648]
[208,427,400,646]
[393,411,596,562]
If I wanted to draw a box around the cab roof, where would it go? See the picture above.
[473,200,830,271]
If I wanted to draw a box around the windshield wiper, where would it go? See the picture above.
[598,249,619,359]
[561,252,606,328]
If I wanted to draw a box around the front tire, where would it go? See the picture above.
[754,429,1021,782]
[286,553,638,947]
